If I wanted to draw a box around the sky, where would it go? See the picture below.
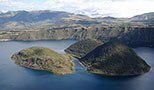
[0,0,154,17]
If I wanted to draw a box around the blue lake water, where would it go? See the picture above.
[0,39,154,90]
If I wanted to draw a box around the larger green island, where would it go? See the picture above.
[11,47,74,75]
[65,39,151,76]
[80,41,151,76]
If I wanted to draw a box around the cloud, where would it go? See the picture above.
[0,0,154,17]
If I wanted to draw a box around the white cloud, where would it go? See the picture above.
[0,0,154,17]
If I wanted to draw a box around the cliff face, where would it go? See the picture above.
[80,41,151,76]
[65,39,102,58]
[11,47,74,75]
[1,26,154,48]
[119,28,154,47]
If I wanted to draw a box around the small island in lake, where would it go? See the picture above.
[11,47,74,75]
[65,39,102,58]
[80,41,151,76]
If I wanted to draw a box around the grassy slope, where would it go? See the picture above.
[80,41,151,76]
[65,39,102,58]
[11,47,74,75]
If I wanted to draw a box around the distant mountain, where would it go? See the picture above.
[0,10,154,31]
[0,10,102,30]
[133,12,154,19]
[0,10,71,22]
[102,16,117,20]
[131,12,154,23]
[78,10,104,17]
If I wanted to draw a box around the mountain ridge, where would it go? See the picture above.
[0,10,154,48]
[0,10,154,30]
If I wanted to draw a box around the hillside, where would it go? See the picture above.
[11,47,74,75]
[0,10,100,31]
[65,39,102,58]
[131,12,154,23]
[80,41,151,76]
[0,10,154,48]
[0,10,154,31]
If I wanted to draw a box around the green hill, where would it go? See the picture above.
[11,47,74,75]
[80,41,151,76]
[65,39,102,58]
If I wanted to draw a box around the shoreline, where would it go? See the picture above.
[0,39,78,42]
[71,55,152,77]
[88,67,152,77]
[0,39,11,42]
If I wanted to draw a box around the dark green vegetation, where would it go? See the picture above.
[80,41,151,76]
[11,47,74,74]
[0,10,154,48]
[65,39,102,58]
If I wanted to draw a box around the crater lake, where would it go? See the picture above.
[0,39,154,90]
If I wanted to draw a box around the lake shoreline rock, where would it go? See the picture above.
[82,67,152,76]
